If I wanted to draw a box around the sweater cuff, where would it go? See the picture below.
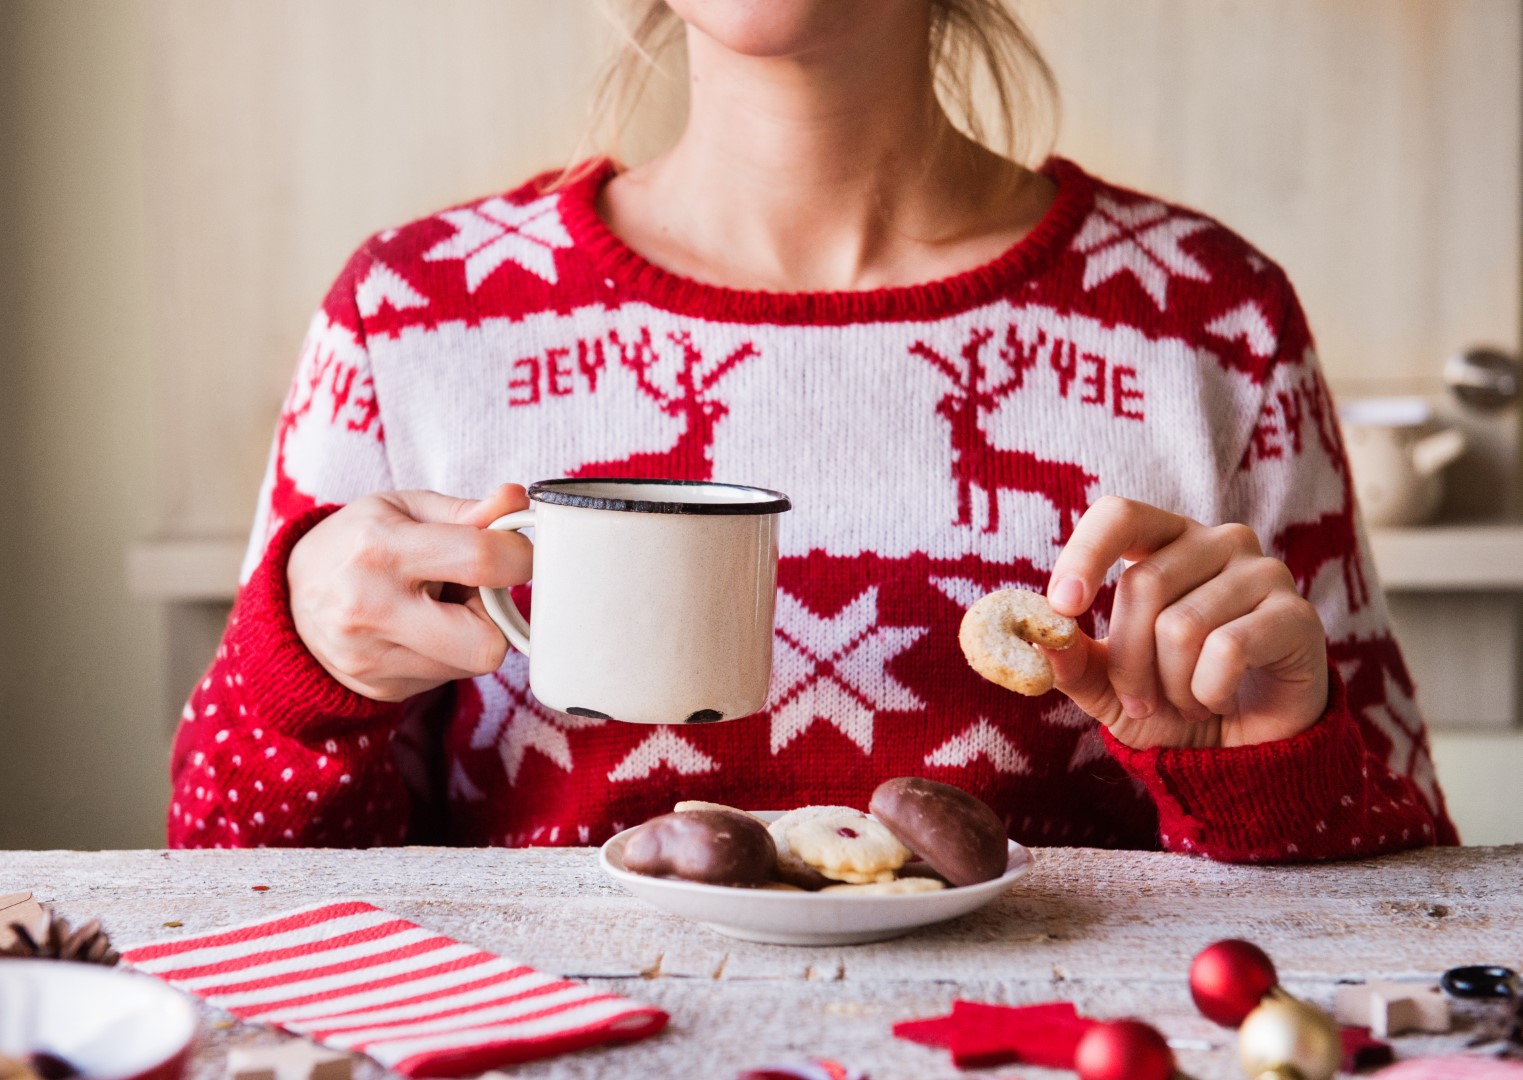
[227,506,402,738]
[1103,666,1364,861]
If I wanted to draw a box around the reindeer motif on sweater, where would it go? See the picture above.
[912,325,1097,540]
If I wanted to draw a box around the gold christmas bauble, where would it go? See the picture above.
[1237,990,1341,1080]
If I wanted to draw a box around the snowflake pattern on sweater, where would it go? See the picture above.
[169,159,1457,860]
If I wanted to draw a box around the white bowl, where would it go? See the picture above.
[599,811,1033,945]
[0,960,198,1080]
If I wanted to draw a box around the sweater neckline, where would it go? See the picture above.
[555,157,1096,326]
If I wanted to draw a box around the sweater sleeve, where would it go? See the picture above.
[1104,275,1459,863]
[167,245,420,849]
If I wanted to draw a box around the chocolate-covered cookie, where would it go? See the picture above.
[621,810,777,886]
[868,777,1008,887]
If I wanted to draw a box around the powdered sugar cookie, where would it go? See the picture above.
[819,877,946,895]
[782,806,911,883]
[895,858,951,883]
[767,807,840,890]
[674,800,765,824]
[818,866,900,885]
[959,588,1078,695]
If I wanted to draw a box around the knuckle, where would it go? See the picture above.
[1194,684,1233,715]
[471,632,509,675]
[329,585,375,633]
[1214,521,1262,554]
[1156,605,1203,651]
[1262,556,1299,591]
[1255,556,1297,592]
[1262,585,1304,615]
[433,495,471,526]
[1090,494,1137,525]
[329,640,375,680]
[500,529,534,565]
[1120,558,1170,608]
[457,534,496,584]
[1203,625,1247,669]
[481,531,518,576]
[348,519,394,572]
[1105,654,1150,693]
[368,682,411,704]
[498,540,533,584]
[1288,594,1326,633]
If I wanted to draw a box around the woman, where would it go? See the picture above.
[167,0,1456,858]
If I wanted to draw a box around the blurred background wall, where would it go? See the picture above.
[0,0,1518,850]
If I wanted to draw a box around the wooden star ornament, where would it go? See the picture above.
[225,1042,351,1080]
[1333,981,1450,1038]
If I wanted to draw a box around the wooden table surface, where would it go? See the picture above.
[6,845,1523,1079]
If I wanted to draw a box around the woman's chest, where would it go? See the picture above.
[369,299,1247,567]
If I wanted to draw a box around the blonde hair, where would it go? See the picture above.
[551,0,1059,187]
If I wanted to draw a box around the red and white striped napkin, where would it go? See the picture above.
[120,901,667,1077]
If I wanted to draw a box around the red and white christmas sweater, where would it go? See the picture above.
[168,158,1458,860]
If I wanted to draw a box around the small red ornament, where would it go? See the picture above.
[1074,1020,1175,1080]
[1190,939,1279,1027]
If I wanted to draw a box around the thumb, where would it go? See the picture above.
[459,483,531,528]
[385,484,529,528]
[1043,631,1124,728]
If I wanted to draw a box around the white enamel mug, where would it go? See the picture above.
[479,479,791,725]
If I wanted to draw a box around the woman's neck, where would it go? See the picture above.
[600,18,1054,293]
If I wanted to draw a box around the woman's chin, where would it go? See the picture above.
[668,0,912,61]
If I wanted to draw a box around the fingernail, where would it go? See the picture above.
[1050,576,1085,612]
[1118,694,1152,720]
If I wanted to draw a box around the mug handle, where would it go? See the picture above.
[479,509,535,656]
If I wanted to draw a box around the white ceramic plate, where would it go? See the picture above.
[599,811,1033,945]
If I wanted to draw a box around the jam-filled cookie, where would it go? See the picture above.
[765,812,835,890]
[777,806,911,884]
[958,588,1078,695]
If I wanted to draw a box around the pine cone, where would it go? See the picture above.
[0,1054,80,1080]
[1,909,119,966]
[0,1056,43,1080]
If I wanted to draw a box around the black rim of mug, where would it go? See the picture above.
[527,478,792,516]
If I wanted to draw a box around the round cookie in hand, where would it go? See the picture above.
[869,777,1009,887]
[959,588,1078,695]
[622,810,777,886]
[779,806,911,884]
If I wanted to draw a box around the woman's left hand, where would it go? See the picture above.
[1043,496,1329,750]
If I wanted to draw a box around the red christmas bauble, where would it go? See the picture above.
[1190,939,1279,1027]
[1074,1020,1175,1080]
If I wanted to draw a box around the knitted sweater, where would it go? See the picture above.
[167,158,1458,860]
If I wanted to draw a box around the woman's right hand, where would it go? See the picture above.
[287,484,532,701]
